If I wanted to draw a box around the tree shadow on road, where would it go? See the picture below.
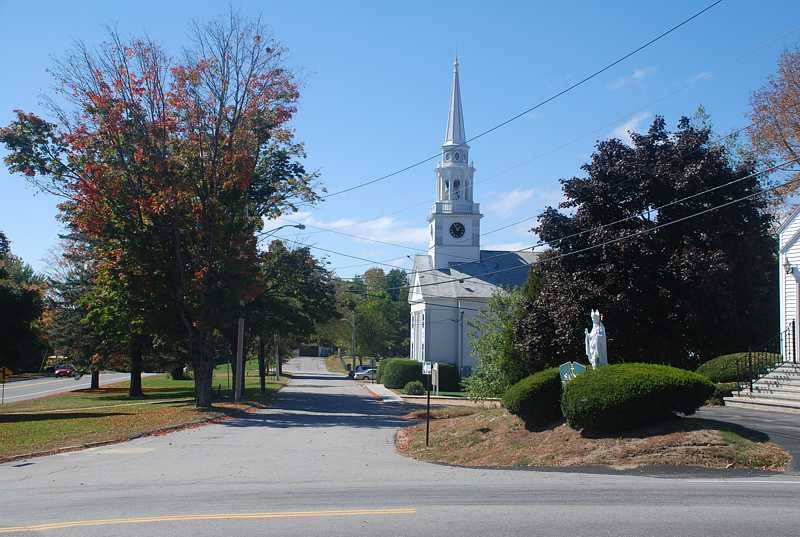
[220,389,409,430]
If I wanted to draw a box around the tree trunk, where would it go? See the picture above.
[193,334,215,408]
[90,368,100,390]
[129,337,143,397]
[275,334,282,378]
[258,337,266,395]
[229,323,238,390]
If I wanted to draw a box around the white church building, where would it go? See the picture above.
[408,60,537,375]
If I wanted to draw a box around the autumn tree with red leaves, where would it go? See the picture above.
[1,13,319,406]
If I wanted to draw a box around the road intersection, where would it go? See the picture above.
[2,357,799,536]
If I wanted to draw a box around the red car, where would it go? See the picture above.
[54,365,77,377]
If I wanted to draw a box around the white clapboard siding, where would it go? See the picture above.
[779,207,800,359]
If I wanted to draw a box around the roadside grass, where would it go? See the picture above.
[0,360,287,461]
[396,407,791,471]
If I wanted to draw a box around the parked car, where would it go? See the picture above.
[54,365,77,377]
[354,368,376,381]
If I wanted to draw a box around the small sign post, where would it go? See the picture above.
[559,361,587,385]
[422,361,432,446]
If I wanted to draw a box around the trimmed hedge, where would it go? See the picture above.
[379,358,460,391]
[706,382,739,406]
[561,363,714,433]
[403,380,426,395]
[502,367,562,428]
[695,352,781,383]
[380,359,424,389]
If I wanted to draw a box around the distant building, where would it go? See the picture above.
[408,60,536,375]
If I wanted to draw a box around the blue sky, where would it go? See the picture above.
[1,0,799,278]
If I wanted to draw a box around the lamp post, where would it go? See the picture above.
[258,223,306,241]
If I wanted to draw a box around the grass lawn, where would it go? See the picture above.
[397,407,791,471]
[0,360,287,461]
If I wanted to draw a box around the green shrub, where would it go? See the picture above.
[379,358,461,391]
[502,367,562,428]
[695,352,781,383]
[561,363,714,433]
[706,382,739,405]
[403,380,426,395]
[380,359,423,389]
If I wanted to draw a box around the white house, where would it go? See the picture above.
[408,60,536,375]
[778,205,800,361]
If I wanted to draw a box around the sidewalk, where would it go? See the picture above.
[361,383,404,403]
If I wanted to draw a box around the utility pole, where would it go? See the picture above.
[234,316,245,402]
[351,309,357,371]
[274,332,280,380]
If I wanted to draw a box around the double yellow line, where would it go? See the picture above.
[0,507,417,533]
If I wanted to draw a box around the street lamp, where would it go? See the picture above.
[258,223,306,240]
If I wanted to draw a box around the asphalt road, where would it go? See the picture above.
[2,357,800,536]
[0,373,137,403]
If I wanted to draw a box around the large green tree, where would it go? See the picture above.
[0,231,46,372]
[1,14,319,406]
[515,116,777,371]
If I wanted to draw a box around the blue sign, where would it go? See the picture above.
[559,361,587,384]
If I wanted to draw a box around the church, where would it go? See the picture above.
[408,60,537,376]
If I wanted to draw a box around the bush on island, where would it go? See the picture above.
[695,352,780,383]
[403,380,426,395]
[561,363,714,433]
[502,367,562,428]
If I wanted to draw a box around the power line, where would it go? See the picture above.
[400,160,799,292]
[300,119,757,274]
[310,1,722,202]
[480,121,757,238]
[271,156,794,286]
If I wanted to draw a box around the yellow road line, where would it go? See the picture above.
[0,508,417,533]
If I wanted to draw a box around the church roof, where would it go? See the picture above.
[410,249,538,301]
[444,58,466,146]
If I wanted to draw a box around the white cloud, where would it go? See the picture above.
[486,188,536,217]
[264,212,428,247]
[607,66,656,90]
[612,111,652,145]
[691,71,713,82]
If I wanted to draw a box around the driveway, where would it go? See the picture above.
[2,357,800,536]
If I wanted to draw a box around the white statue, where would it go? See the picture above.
[584,309,608,369]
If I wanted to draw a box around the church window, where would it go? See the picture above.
[453,179,461,200]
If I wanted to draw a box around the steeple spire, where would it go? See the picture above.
[444,58,466,146]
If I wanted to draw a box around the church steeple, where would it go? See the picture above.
[428,58,482,270]
[444,58,466,146]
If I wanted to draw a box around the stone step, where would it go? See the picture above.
[751,383,800,394]
[734,389,800,402]
[755,378,800,388]
[723,395,800,414]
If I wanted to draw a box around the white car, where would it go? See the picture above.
[353,368,376,381]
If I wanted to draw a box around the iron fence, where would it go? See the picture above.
[736,320,795,392]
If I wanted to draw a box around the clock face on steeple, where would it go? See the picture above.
[449,222,465,238]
